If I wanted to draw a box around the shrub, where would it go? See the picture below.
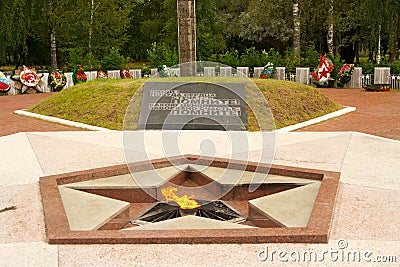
[301,44,320,69]
[389,60,400,74]
[147,42,178,68]
[266,48,285,67]
[239,47,261,69]
[285,48,301,72]
[218,49,239,68]
[329,54,344,80]
[197,32,226,61]
[86,52,100,71]
[101,48,126,71]
[67,48,84,70]
[359,62,375,74]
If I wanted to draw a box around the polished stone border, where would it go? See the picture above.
[39,155,340,244]
[14,109,115,131]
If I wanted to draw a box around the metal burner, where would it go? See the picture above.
[131,200,246,225]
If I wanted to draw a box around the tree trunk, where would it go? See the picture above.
[50,27,58,69]
[327,0,334,55]
[88,0,100,68]
[388,16,399,61]
[50,0,58,69]
[292,0,300,58]
[15,48,23,70]
[355,42,360,65]
[89,0,94,53]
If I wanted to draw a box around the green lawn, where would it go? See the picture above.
[28,78,342,131]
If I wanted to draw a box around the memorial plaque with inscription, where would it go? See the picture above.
[138,82,248,130]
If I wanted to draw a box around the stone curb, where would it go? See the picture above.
[274,106,356,133]
[14,109,116,132]
[355,132,400,143]
[15,106,355,133]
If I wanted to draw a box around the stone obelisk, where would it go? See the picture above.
[177,0,196,76]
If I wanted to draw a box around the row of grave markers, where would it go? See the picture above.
[3,66,397,95]
[4,69,142,94]
[150,66,395,89]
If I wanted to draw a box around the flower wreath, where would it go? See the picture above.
[72,65,87,84]
[120,69,132,79]
[260,62,275,79]
[157,65,172,77]
[336,64,354,88]
[97,70,108,79]
[20,65,40,87]
[311,54,335,87]
[0,71,11,93]
[49,70,67,92]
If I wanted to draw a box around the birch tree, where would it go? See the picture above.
[327,0,334,55]
[49,0,58,69]
[292,0,300,57]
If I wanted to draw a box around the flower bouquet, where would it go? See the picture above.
[49,70,67,92]
[11,65,43,93]
[97,70,108,79]
[120,69,132,79]
[364,84,391,92]
[337,64,354,88]
[0,71,11,94]
[311,54,335,87]
[72,65,87,84]
[260,62,275,79]
[157,65,172,78]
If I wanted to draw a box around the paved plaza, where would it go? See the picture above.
[0,89,399,266]
[298,88,400,140]
[0,94,80,137]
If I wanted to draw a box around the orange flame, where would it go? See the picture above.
[161,186,200,210]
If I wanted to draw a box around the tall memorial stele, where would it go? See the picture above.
[177,0,196,76]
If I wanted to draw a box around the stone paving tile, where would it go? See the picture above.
[0,133,44,186]
[0,242,58,267]
[298,89,400,141]
[0,93,82,137]
[275,132,348,146]
[58,243,311,267]
[249,182,321,228]
[308,239,400,266]
[0,184,45,243]
[26,133,127,175]
[59,186,130,231]
[33,131,125,149]
[125,215,255,230]
[330,183,400,241]
[273,133,352,172]
[340,134,400,191]
[2,89,399,143]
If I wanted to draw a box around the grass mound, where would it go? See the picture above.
[28,79,145,129]
[28,78,342,131]
[254,79,342,129]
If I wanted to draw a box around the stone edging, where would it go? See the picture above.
[14,109,115,132]
[274,106,356,133]
[15,106,355,133]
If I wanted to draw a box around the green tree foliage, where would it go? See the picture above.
[147,42,178,67]
[0,0,44,68]
[238,0,292,44]
[301,43,320,69]
[126,0,177,61]
[0,0,399,68]
[196,0,228,60]
[59,0,132,57]
[101,48,126,70]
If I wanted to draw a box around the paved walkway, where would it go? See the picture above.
[0,93,81,137]
[298,88,400,140]
[1,89,400,140]
[1,131,399,265]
